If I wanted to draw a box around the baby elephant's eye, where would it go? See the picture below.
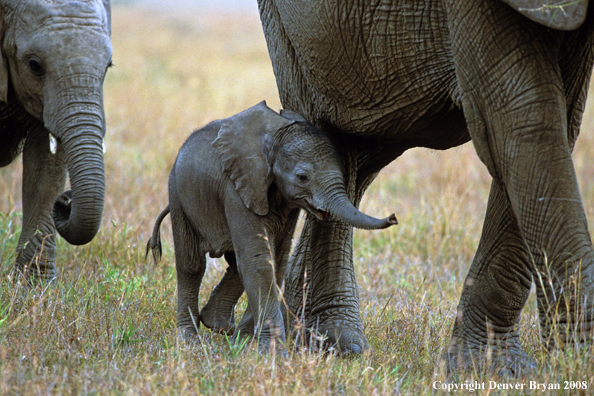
[28,58,45,77]
[296,173,310,183]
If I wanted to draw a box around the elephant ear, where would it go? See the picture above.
[0,6,8,103]
[212,101,295,216]
[280,109,309,123]
[501,0,588,30]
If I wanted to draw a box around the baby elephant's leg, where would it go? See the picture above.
[201,252,245,334]
[171,209,206,341]
[240,254,286,353]
[226,203,286,353]
[231,307,255,345]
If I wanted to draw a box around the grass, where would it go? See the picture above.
[1,5,594,395]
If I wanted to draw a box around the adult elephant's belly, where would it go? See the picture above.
[273,0,463,145]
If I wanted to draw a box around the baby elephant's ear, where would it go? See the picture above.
[212,101,294,216]
[280,109,309,123]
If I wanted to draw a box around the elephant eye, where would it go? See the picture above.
[28,58,44,77]
[296,173,310,183]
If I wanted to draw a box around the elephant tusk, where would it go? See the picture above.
[49,133,58,155]
[102,140,106,154]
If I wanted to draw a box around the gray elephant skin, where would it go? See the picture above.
[0,0,112,281]
[254,0,594,373]
[146,101,397,352]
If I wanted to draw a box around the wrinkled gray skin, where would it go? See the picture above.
[0,0,112,281]
[256,0,594,374]
[146,101,396,353]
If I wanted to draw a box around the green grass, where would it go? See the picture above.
[1,6,594,395]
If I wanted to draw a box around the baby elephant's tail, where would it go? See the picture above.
[145,205,170,264]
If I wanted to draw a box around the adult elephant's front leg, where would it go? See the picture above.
[15,125,67,281]
[284,143,381,355]
[284,216,366,354]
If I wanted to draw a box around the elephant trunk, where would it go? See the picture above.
[49,86,105,246]
[324,190,397,230]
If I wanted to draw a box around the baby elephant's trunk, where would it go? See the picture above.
[328,196,397,230]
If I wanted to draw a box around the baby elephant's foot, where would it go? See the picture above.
[258,335,289,358]
[255,332,288,357]
[177,325,199,342]
[252,316,287,356]
[224,311,255,353]
[200,304,236,335]
[200,264,243,335]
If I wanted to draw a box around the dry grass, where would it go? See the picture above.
[1,6,594,395]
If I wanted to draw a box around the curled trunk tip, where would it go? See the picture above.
[385,213,398,227]
[328,194,398,230]
[369,213,397,229]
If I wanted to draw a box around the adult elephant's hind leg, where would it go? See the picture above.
[445,0,594,373]
[441,180,535,375]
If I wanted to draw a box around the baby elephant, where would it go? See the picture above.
[147,101,397,353]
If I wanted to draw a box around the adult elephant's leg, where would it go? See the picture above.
[273,209,300,287]
[15,124,66,282]
[442,179,535,374]
[285,215,364,353]
[284,142,380,354]
[537,13,594,350]
[445,0,594,367]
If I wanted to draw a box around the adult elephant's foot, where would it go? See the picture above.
[434,179,537,376]
[441,263,536,377]
[283,215,371,356]
[441,260,536,377]
[314,319,369,356]
[439,337,536,377]
[177,325,199,342]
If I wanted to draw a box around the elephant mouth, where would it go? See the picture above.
[315,209,332,220]
[319,210,331,220]
[304,203,332,220]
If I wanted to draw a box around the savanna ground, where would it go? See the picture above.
[1,5,594,395]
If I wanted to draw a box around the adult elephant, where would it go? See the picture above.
[256,0,594,373]
[0,0,112,281]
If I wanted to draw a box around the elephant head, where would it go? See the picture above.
[0,0,112,245]
[212,101,397,230]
